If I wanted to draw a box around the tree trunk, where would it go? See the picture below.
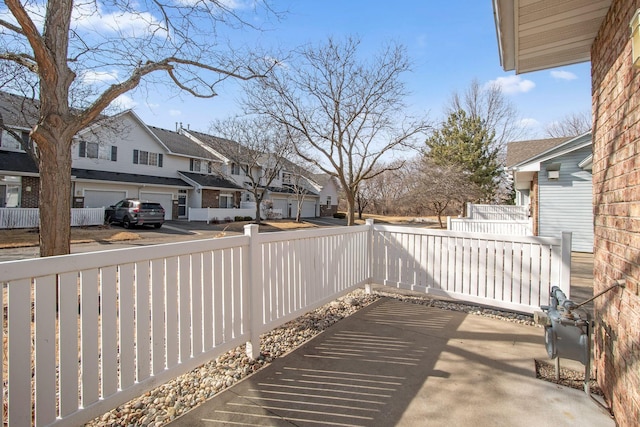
[345,191,356,226]
[37,133,72,256]
[254,198,262,225]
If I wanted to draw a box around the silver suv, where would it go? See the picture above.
[105,199,165,229]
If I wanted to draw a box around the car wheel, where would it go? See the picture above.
[123,216,131,229]
[154,223,163,229]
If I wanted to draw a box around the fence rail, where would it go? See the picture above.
[0,208,105,229]
[0,222,570,426]
[467,203,529,221]
[448,217,533,236]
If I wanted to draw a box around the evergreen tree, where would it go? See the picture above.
[425,109,502,202]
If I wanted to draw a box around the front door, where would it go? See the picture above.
[178,190,187,218]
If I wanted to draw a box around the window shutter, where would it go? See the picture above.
[190,158,194,171]
[79,141,86,157]
[111,146,117,161]
[133,149,139,164]
[158,153,163,167]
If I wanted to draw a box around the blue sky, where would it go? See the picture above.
[122,0,592,139]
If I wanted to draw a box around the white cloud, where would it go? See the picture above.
[112,94,137,110]
[550,70,577,81]
[485,75,535,95]
[72,3,165,38]
[518,118,540,129]
[80,70,119,84]
[169,110,182,117]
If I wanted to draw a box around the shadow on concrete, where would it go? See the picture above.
[170,297,612,427]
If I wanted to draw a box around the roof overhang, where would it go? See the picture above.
[493,0,612,73]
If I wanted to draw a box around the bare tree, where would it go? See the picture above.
[446,79,523,152]
[244,36,429,225]
[286,168,312,223]
[402,157,481,228]
[0,0,278,256]
[207,116,293,224]
[545,111,591,137]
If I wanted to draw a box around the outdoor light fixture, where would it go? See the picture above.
[632,9,640,68]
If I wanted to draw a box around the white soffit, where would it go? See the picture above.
[494,0,612,73]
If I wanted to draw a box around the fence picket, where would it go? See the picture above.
[135,261,151,382]
[35,275,56,426]
[100,267,118,397]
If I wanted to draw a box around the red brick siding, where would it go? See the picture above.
[591,1,640,425]
[21,176,39,208]
[201,189,220,208]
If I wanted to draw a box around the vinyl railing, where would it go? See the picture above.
[0,221,570,425]
[0,208,105,228]
[447,217,533,236]
[466,203,529,221]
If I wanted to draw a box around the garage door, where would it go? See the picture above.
[301,200,317,218]
[271,198,288,218]
[140,192,173,220]
[84,190,126,208]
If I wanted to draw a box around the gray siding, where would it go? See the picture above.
[538,146,593,252]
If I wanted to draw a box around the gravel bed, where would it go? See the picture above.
[87,289,541,427]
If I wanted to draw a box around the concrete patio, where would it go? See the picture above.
[169,287,614,427]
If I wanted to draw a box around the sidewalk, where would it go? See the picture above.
[168,297,613,427]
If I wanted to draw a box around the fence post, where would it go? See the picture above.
[244,224,261,359]
[559,231,572,298]
[447,216,451,230]
[365,219,374,294]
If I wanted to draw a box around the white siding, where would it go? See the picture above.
[539,146,593,252]
[73,113,190,178]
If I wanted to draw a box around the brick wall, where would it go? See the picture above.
[21,176,39,208]
[320,204,338,217]
[201,189,220,208]
[591,0,640,425]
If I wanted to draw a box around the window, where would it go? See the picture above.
[326,196,331,207]
[231,163,240,175]
[207,162,213,174]
[282,173,292,184]
[220,194,234,208]
[133,149,163,167]
[79,140,117,161]
[0,130,25,150]
[190,158,201,172]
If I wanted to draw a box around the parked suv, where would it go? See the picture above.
[105,199,165,229]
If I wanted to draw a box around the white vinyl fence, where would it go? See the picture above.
[188,207,256,223]
[0,221,570,426]
[0,224,369,426]
[372,224,571,314]
[0,208,105,229]
[448,217,533,236]
[467,203,529,221]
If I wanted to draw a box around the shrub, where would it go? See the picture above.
[210,217,219,224]
[244,216,253,221]
[333,212,346,219]
[234,216,244,222]
[224,216,232,223]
